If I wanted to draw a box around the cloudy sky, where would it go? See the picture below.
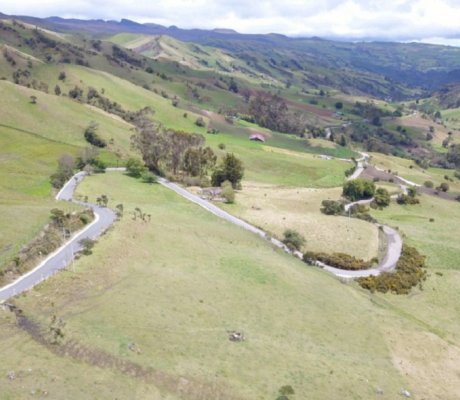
[2,0,460,44]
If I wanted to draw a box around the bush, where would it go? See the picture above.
[372,187,391,208]
[79,238,96,256]
[357,245,426,294]
[141,171,157,184]
[320,200,344,215]
[218,143,226,150]
[195,116,206,127]
[84,122,106,148]
[303,251,372,270]
[282,229,306,251]
[424,180,434,188]
[126,158,145,178]
[438,182,449,192]
[221,180,235,203]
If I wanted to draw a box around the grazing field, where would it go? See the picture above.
[0,80,134,270]
[219,182,379,260]
[0,172,440,399]
[33,64,208,134]
[369,152,460,194]
[205,120,350,188]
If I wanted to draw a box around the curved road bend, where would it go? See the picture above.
[0,172,116,302]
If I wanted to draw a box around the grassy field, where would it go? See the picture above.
[219,182,379,260]
[205,119,350,188]
[0,80,135,270]
[32,64,208,133]
[0,172,441,399]
[1,172,458,399]
[369,152,460,194]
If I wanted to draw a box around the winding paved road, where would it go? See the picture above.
[1,152,405,302]
[0,172,116,302]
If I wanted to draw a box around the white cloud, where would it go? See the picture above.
[2,0,460,43]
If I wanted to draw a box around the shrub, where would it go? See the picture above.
[84,122,106,148]
[357,245,426,294]
[218,143,226,150]
[320,200,344,215]
[424,180,434,188]
[372,187,391,208]
[141,172,157,184]
[195,116,206,127]
[79,238,96,256]
[221,180,235,203]
[126,158,145,178]
[303,251,372,270]
[282,229,306,251]
[438,182,449,192]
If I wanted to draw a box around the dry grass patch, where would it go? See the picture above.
[221,182,379,260]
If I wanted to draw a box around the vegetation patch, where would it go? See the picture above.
[303,251,374,270]
[357,245,426,294]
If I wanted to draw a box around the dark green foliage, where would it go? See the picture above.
[397,187,420,205]
[195,116,206,127]
[125,158,145,178]
[68,85,83,99]
[303,252,372,270]
[372,188,391,208]
[424,180,434,188]
[75,147,106,173]
[342,179,375,201]
[447,144,460,167]
[211,153,244,188]
[282,229,306,251]
[84,122,106,148]
[438,182,449,192]
[320,200,344,215]
[228,77,238,93]
[357,245,426,294]
[335,102,343,109]
[276,385,295,400]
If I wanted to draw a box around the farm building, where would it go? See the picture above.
[249,133,266,142]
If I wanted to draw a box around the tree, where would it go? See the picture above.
[373,187,391,208]
[50,153,75,188]
[342,179,375,201]
[339,134,347,147]
[424,181,434,188]
[182,146,216,177]
[211,153,244,188]
[228,77,238,93]
[282,229,305,251]
[29,95,37,104]
[221,180,235,203]
[335,102,343,109]
[447,144,460,167]
[126,158,145,178]
[58,71,66,81]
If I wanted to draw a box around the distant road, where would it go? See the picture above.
[0,172,116,302]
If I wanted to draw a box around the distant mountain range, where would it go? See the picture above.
[1,12,460,97]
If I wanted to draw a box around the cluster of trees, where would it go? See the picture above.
[320,200,345,215]
[357,245,426,294]
[342,179,375,201]
[249,92,306,135]
[131,111,243,187]
[372,187,391,208]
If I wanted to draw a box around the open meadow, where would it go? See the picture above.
[3,172,460,399]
